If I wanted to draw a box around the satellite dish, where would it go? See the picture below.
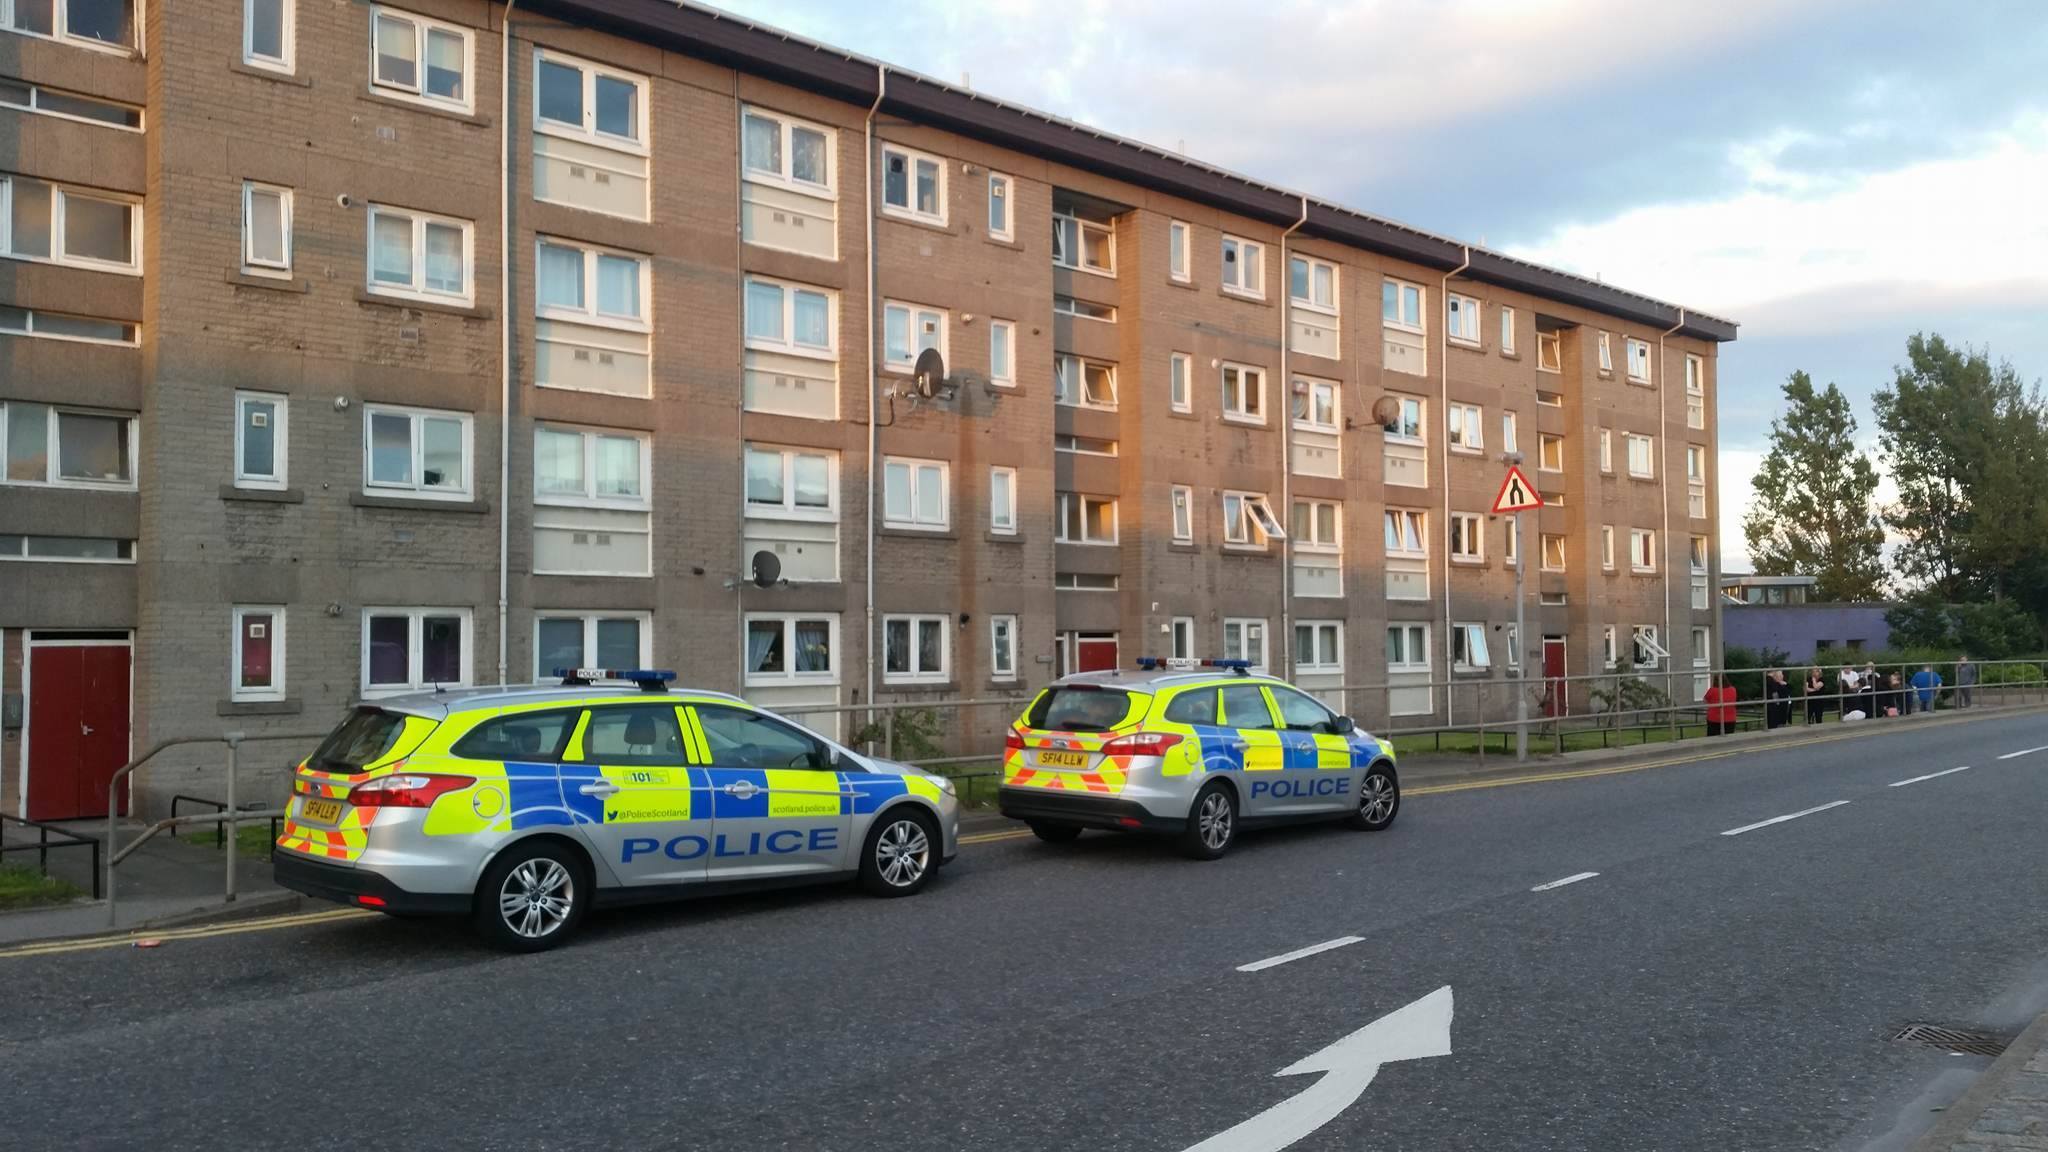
[750,550,782,588]
[912,347,947,399]
[1371,395,1402,430]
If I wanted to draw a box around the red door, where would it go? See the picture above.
[27,643,132,821]
[1076,635,1119,673]
[1542,638,1569,718]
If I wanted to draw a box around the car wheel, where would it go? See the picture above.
[1028,821,1083,843]
[1178,781,1237,860]
[860,808,938,897]
[473,839,588,953]
[1346,764,1400,831]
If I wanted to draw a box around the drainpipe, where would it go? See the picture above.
[1658,308,1686,686]
[1439,245,1470,722]
[732,69,746,696]
[863,65,887,730]
[1277,195,1307,674]
[497,0,519,686]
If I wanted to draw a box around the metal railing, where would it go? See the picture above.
[171,793,284,857]
[0,812,102,900]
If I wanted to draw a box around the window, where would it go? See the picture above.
[1384,509,1426,556]
[1384,396,1424,442]
[1598,429,1612,473]
[533,49,645,153]
[1452,623,1490,671]
[231,606,286,702]
[238,182,292,275]
[1168,220,1190,282]
[0,80,140,130]
[1169,616,1195,661]
[1690,535,1710,572]
[1631,625,1662,669]
[1501,411,1518,454]
[370,7,471,111]
[1052,295,1117,322]
[1,402,134,489]
[882,301,947,372]
[1292,377,1338,432]
[1627,338,1651,383]
[882,456,948,530]
[1223,491,1285,547]
[880,143,945,224]
[533,424,650,576]
[983,172,1012,240]
[1290,256,1337,313]
[989,319,1015,385]
[1626,434,1654,478]
[234,391,287,490]
[1054,573,1118,591]
[1631,529,1657,573]
[1169,352,1192,413]
[1597,332,1613,373]
[362,608,471,694]
[0,175,140,272]
[742,444,836,519]
[1504,521,1519,567]
[1541,533,1567,572]
[1054,435,1118,457]
[883,614,949,683]
[366,205,471,303]
[364,405,470,499]
[1688,446,1708,518]
[737,106,834,196]
[1295,622,1343,674]
[1171,485,1193,543]
[1220,363,1266,423]
[1386,624,1430,672]
[746,276,835,357]
[1536,329,1562,373]
[244,0,293,72]
[1447,403,1483,452]
[1052,212,1114,274]
[1055,492,1118,545]
[538,239,649,329]
[1538,433,1564,472]
[1450,513,1484,562]
[695,705,832,770]
[1602,625,1618,668]
[1223,619,1269,673]
[535,613,650,679]
[1447,294,1480,344]
[989,466,1016,535]
[1381,279,1424,331]
[1221,235,1264,297]
[1054,354,1117,410]
[1687,354,1706,429]
[2,0,137,50]
[741,614,835,685]
[0,306,135,345]
[1292,498,1340,547]
[1602,525,1615,570]
[980,614,1018,681]
[1499,306,1516,354]
[0,534,133,562]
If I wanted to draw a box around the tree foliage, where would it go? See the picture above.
[1742,371,1887,600]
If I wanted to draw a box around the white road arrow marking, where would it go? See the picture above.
[1180,985,1454,1152]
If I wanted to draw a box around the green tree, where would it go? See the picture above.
[1742,371,1887,600]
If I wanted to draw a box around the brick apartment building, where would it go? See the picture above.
[0,0,1735,820]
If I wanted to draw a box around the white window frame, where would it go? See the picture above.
[1603,625,1618,668]
[360,606,474,696]
[741,106,835,196]
[1382,278,1424,332]
[1686,354,1704,396]
[0,80,142,131]
[2,0,141,52]
[364,203,473,304]
[985,172,1013,241]
[1501,410,1518,454]
[739,613,836,687]
[882,456,949,531]
[1602,525,1615,570]
[1168,220,1191,283]
[1631,624,1662,670]
[1384,509,1427,558]
[882,300,947,373]
[1055,492,1118,546]
[1599,428,1613,473]
[1295,621,1344,675]
[531,424,652,576]
[1449,512,1484,563]
[1451,622,1490,671]
[1598,331,1613,373]
[989,466,1017,535]
[882,613,950,684]
[1541,533,1568,573]
[534,612,654,679]
[230,605,287,703]
[368,6,474,113]
[240,182,292,276]
[989,318,1015,386]
[1054,353,1117,411]
[538,237,651,331]
[531,48,647,153]
[1537,329,1562,373]
[1053,435,1118,457]
[1052,212,1115,276]
[1169,352,1192,413]
[1220,362,1267,425]
[1220,234,1265,299]
[0,402,137,491]
[1626,337,1652,383]
[363,403,474,500]
[243,0,295,73]
[1222,618,1270,674]
[1691,535,1711,573]
[745,275,837,359]
[1386,623,1431,673]
[1384,395,1425,444]
[1538,433,1564,473]
[1293,498,1341,554]
[0,175,143,274]
[233,390,288,491]
[741,443,837,522]
[1499,306,1516,354]
[1447,402,1484,453]
[1446,293,1481,345]
[989,614,1019,682]
[1052,295,1117,323]
[1223,491,1285,548]
[879,142,947,226]
[1289,255,1338,315]
[1504,519,1520,568]
[0,307,137,346]
[1171,485,1194,543]
[1168,617,1196,661]
[1292,377,1339,433]
[1631,529,1657,574]
[1054,573,1119,592]
[1626,433,1655,479]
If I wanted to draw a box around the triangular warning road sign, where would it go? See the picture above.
[1491,465,1544,514]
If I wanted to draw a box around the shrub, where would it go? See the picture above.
[849,707,948,762]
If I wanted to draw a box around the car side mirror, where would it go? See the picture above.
[1330,715,1356,735]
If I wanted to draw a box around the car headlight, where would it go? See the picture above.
[931,775,956,795]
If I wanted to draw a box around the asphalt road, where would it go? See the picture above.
[6,710,2048,1151]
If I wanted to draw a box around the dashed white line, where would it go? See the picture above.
[1889,766,1971,787]
[1720,800,1851,837]
[1236,936,1365,973]
[1530,871,1600,892]
[1996,745,2048,760]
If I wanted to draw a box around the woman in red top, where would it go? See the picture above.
[1705,675,1739,736]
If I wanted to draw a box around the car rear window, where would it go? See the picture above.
[1163,688,1219,725]
[309,708,408,770]
[1025,687,1137,732]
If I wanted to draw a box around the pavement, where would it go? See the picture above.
[1911,1006,2048,1150]
[0,817,295,944]
[2,705,2047,1150]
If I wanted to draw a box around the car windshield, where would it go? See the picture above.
[1025,687,1136,732]
[309,708,408,770]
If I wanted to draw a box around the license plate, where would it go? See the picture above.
[1037,751,1088,768]
[301,798,344,824]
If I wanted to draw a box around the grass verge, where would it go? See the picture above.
[0,863,87,910]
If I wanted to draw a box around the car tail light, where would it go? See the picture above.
[356,894,388,908]
[1100,732,1184,758]
[1004,729,1027,755]
[347,773,474,808]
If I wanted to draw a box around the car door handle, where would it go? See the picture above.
[1230,740,1249,751]
[721,781,760,798]
[578,782,620,798]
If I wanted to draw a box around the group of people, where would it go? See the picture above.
[1703,656,1978,735]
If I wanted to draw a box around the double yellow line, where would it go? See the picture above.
[0,907,375,960]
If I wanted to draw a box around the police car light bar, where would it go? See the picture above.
[554,668,677,691]
[1133,657,1253,675]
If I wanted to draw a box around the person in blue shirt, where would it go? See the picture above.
[1910,664,1940,713]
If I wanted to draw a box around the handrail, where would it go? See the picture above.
[0,812,103,900]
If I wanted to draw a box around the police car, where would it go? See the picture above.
[272,670,959,951]
[998,659,1398,858]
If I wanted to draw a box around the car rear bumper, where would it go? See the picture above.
[272,850,473,915]
[997,787,1184,833]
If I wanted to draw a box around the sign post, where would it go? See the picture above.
[1492,463,1544,762]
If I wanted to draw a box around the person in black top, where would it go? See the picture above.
[1804,667,1827,725]
[1764,669,1792,729]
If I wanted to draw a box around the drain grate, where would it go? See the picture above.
[1890,1024,2010,1057]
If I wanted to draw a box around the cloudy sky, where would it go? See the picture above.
[716,0,2048,571]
